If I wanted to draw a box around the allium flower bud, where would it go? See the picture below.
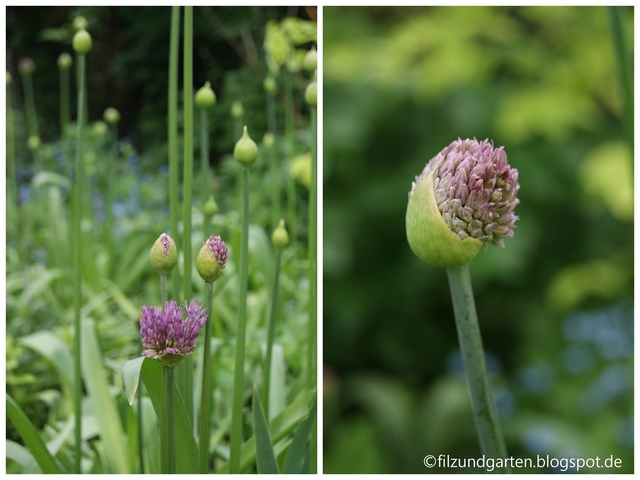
[204,196,219,216]
[73,29,92,55]
[150,233,178,274]
[73,16,88,32]
[406,138,520,268]
[57,53,73,70]
[18,58,35,76]
[27,135,40,151]
[196,235,228,283]
[234,125,258,168]
[263,75,277,95]
[230,101,244,120]
[303,47,317,72]
[103,107,120,125]
[195,81,216,110]
[140,300,207,368]
[93,120,108,137]
[305,72,317,108]
[272,219,289,249]
[263,132,275,148]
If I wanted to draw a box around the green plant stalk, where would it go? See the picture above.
[287,171,296,242]
[307,107,317,389]
[182,5,195,425]
[60,68,70,139]
[230,166,251,473]
[446,265,510,473]
[200,109,211,238]
[169,6,181,303]
[262,249,282,420]
[266,91,277,138]
[7,80,16,205]
[234,119,243,213]
[22,73,39,138]
[284,70,294,153]
[160,366,168,473]
[267,144,280,232]
[198,281,214,473]
[72,52,87,475]
[105,123,117,270]
[137,338,144,474]
[166,366,176,474]
[607,6,634,152]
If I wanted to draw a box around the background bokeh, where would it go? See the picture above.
[323,6,633,474]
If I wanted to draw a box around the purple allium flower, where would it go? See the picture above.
[410,138,520,247]
[140,300,207,368]
[196,235,228,283]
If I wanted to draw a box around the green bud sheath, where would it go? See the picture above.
[195,81,216,110]
[234,125,258,167]
[272,218,290,248]
[406,171,482,267]
[27,135,40,151]
[57,53,73,70]
[303,48,317,72]
[305,81,317,108]
[73,29,92,55]
[204,196,219,216]
[150,233,178,274]
[103,107,120,125]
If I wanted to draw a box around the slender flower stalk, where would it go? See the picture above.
[196,81,216,239]
[168,6,181,302]
[230,126,258,473]
[19,57,39,140]
[263,133,280,231]
[7,73,16,206]
[263,220,289,419]
[71,28,91,474]
[264,75,277,136]
[406,139,519,471]
[306,74,317,389]
[182,5,195,424]
[103,107,120,271]
[196,235,228,472]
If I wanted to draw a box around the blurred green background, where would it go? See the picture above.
[323,6,633,474]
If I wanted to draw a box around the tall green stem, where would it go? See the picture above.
[7,78,16,205]
[284,70,294,153]
[168,6,181,302]
[607,6,634,153]
[230,166,250,473]
[446,265,509,472]
[266,91,277,137]
[267,143,280,232]
[262,249,282,420]
[105,123,117,270]
[182,5,195,424]
[22,73,39,138]
[60,68,70,140]
[73,52,87,475]
[307,107,317,389]
[199,282,214,473]
[200,109,211,238]
[166,366,176,474]
[161,273,168,306]
[158,274,169,473]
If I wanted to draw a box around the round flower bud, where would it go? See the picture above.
[263,132,275,148]
[27,135,40,151]
[303,47,317,73]
[195,81,216,110]
[73,29,92,55]
[93,120,108,137]
[150,233,178,274]
[271,219,289,249]
[204,196,219,216]
[233,125,258,168]
[57,53,73,70]
[18,58,35,76]
[103,107,120,125]
[263,75,277,95]
[305,78,317,108]
[230,101,244,120]
[406,138,520,268]
[196,235,228,283]
[6,72,12,85]
[73,16,88,31]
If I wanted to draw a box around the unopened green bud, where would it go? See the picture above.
[263,75,277,94]
[73,29,92,55]
[93,121,108,137]
[103,107,120,125]
[27,135,40,151]
[230,101,244,119]
[150,233,178,274]
[6,72,11,85]
[57,53,73,70]
[195,81,216,110]
[303,47,317,72]
[73,16,88,31]
[263,132,275,148]
[196,236,228,283]
[204,196,219,216]
[272,219,289,248]
[305,77,317,108]
[18,58,35,76]
[234,126,258,168]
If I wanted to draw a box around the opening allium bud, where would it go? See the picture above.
[150,233,178,274]
[57,53,73,70]
[140,300,207,368]
[230,101,244,120]
[195,81,216,110]
[406,138,520,268]
[73,29,92,55]
[303,46,317,72]
[272,219,290,249]
[18,58,35,76]
[103,107,120,125]
[234,125,258,167]
[196,235,228,283]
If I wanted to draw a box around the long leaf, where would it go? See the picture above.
[282,401,317,474]
[6,394,62,474]
[253,386,279,474]
[122,356,145,405]
[140,357,199,473]
[81,318,129,474]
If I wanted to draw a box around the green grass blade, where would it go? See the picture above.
[81,318,129,474]
[123,356,145,405]
[252,386,280,474]
[282,401,317,474]
[140,357,199,473]
[6,394,62,474]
